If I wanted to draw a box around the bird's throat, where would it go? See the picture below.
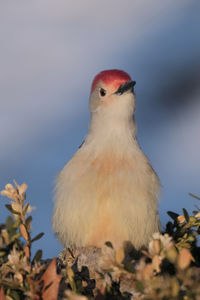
[87,113,137,146]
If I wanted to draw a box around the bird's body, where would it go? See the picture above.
[53,70,160,250]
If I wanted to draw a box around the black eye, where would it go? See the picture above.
[99,88,106,97]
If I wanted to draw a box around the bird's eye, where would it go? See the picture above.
[99,88,106,97]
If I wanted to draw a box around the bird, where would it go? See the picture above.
[52,69,160,251]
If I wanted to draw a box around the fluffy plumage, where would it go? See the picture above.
[52,69,160,250]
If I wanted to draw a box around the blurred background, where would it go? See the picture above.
[0,0,200,258]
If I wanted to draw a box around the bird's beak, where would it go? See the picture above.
[115,80,136,95]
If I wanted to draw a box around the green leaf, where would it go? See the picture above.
[180,243,191,248]
[189,216,196,223]
[6,217,19,239]
[124,261,135,273]
[167,211,179,220]
[32,249,42,262]
[183,208,189,221]
[13,219,21,229]
[5,204,20,215]
[31,232,44,243]
[24,192,26,200]
[189,193,200,201]
[10,233,21,242]
[187,235,195,242]
[0,251,7,257]
[24,280,30,290]
[25,216,32,231]
[75,279,83,294]
[136,281,144,293]
[6,216,14,232]
[10,290,21,300]
[23,202,29,216]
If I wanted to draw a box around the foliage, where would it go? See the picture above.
[0,182,61,299]
[0,182,200,299]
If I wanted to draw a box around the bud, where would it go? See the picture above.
[177,215,186,224]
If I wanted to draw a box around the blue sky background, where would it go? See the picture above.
[0,0,200,258]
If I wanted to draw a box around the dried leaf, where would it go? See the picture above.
[177,248,194,270]
[27,278,40,300]
[11,202,22,214]
[115,248,125,264]
[194,211,200,219]
[14,272,23,285]
[20,224,29,241]
[40,258,62,300]
[64,290,88,300]
[95,287,106,300]
[5,183,15,191]
[24,245,30,259]
[5,296,13,300]
[152,239,161,254]
[8,247,20,265]
[1,189,18,201]
[1,229,9,244]
[17,183,27,197]
[0,287,6,300]
[142,264,154,280]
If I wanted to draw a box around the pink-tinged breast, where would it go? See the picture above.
[91,152,131,176]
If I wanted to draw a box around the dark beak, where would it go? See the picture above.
[115,80,136,95]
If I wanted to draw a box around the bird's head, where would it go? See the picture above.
[89,69,136,118]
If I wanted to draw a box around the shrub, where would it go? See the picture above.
[0,182,200,299]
